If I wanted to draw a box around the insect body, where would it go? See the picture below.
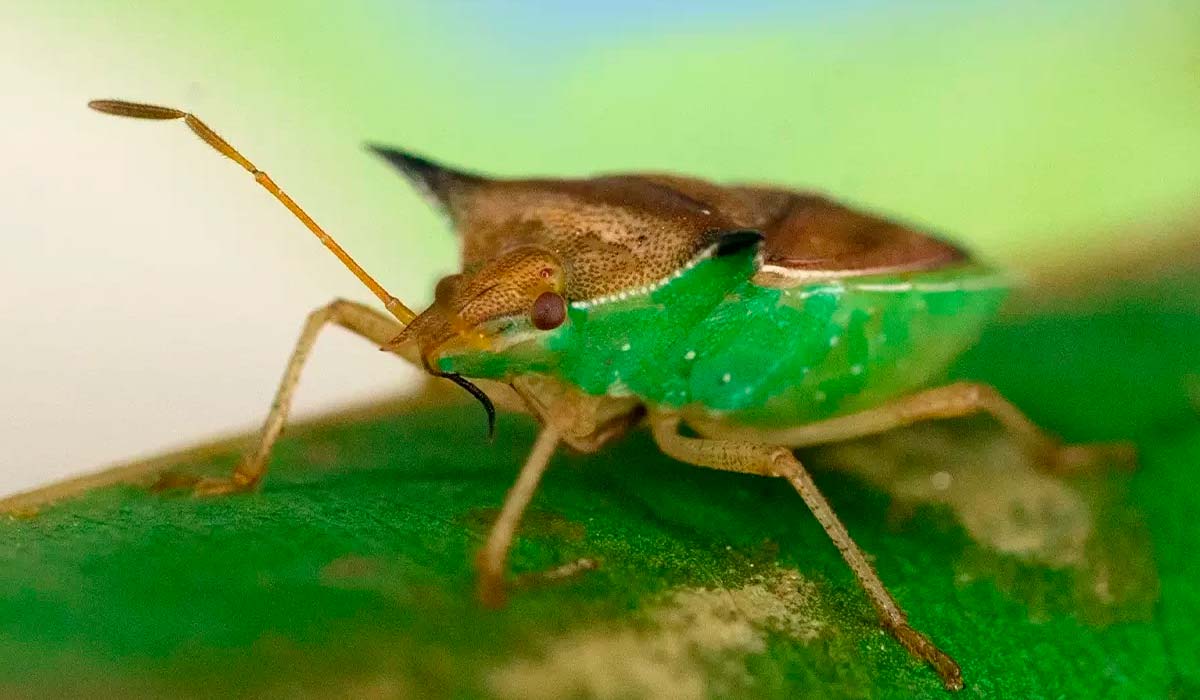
[89,99,1130,692]
[440,248,1007,426]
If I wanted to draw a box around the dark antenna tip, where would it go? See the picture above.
[439,372,496,440]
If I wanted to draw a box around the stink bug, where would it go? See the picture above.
[88,98,1134,691]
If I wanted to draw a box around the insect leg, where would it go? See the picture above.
[191,299,407,496]
[476,425,561,608]
[697,382,1135,475]
[649,412,964,692]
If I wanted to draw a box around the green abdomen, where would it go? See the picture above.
[446,252,1007,426]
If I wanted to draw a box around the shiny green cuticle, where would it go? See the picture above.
[441,245,1007,426]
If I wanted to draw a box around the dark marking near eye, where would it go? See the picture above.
[713,229,765,257]
[434,275,461,305]
[531,291,567,330]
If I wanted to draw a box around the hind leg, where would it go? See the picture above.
[694,382,1134,476]
[649,412,964,691]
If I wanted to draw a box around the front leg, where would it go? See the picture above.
[191,299,406,495]
[649,412,964,691]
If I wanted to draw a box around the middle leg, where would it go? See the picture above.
[649,412,963,691]
[476,425,562,608]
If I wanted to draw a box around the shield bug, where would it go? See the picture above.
[88,98,1134,691]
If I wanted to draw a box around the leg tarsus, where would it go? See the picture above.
[513,557,600,590]
[476,566,508,609]
[192,466,261,497]
[889,621,964,691]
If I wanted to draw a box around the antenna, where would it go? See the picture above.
[88,98,498,436]
[87,99,417,325]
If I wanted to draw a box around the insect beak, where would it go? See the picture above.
[381,305,492,372]
[378,307,497,438]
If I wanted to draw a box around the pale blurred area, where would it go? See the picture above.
[0,5,441,496]
[2,1,1198,496]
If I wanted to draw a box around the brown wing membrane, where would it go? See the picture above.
[733,188,967,285]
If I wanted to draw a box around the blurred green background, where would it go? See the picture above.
[3,3,1199,698]
[3,1,1198,488]
[44,0,1200,257]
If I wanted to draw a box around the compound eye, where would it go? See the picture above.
[530,291,567,330]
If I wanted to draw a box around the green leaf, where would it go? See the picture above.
[3,282,1197,699]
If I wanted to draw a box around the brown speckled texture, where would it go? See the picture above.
[371,150,965,301]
